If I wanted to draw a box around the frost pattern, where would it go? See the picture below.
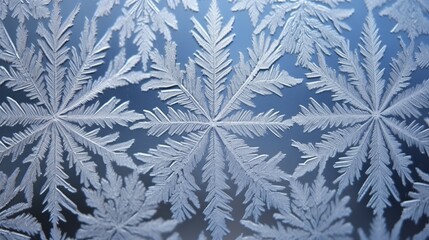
[0,170,41,240]
[231,0,354,66]
[134,1,301,239]
[399,169,429,240]
[113,0,198,70]
[365,0,429,39]
[358,214,401,240]
[240,174,352,240]
[357,170,429,240]
[0,1,145,237]
[1,0,50,23]
[293,14,429,215]
[77,164,179,240]
[416,43,429,68]
[0,0,429,239]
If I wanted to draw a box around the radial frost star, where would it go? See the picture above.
[134,1,301,239]
[293,14,429,214]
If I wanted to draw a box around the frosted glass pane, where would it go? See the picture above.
[0,0,428,239]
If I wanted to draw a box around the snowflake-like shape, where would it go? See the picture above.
[0,1,145,235]
[134,1,301,239]
[240,175,352,240]
[231,0,354,66]
[77,166,179,240]
[293,14,429,215]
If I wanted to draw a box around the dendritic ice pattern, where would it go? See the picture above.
[134,1,301,239]
[230,0,354,67]
[240,174,352,240]
[0,0,427,239]
[293,13,429,214]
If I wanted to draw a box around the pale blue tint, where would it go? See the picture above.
[0,0,428,239]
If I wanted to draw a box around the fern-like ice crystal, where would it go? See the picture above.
[77,165,179,240]
[0,170,41,240]
[0,1,145,236]
[134,1,302,239]
[231,0,354,66]
[293,14,429,215]
[240,175,352,240]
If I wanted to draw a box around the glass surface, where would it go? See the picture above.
[0,0,428,239]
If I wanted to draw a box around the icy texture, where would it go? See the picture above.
[0,0,428,239]
[135,1,301,239]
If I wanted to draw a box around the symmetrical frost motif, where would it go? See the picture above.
[134,1,301,239]
[0,1,146,237]
[293,13,429,215]
[230,0,354,66]
[240,174,352,240]
[0,0,429,238]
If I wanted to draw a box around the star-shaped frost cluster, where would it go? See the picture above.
[134,1,301,239]
[293,14,429,214]
[0,1,145,236]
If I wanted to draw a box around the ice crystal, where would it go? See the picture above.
[134,1,301,239]
[0,1,145,236]
[231,0,354,66]
[240,175,352,240]
[293,14,429,214]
